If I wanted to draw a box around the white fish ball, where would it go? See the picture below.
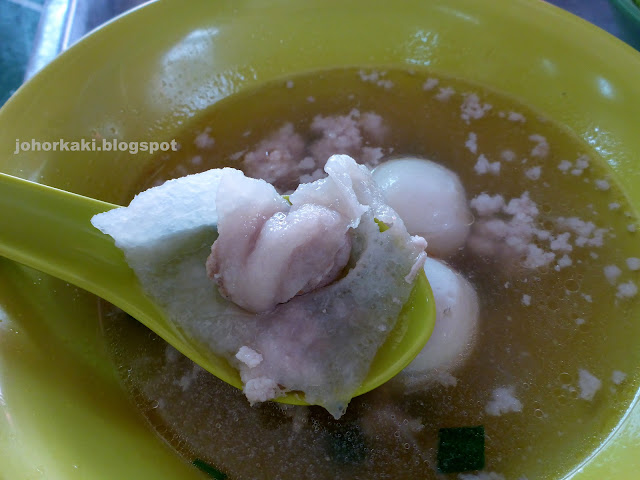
[403,257,479,376]
[372,157,471,257]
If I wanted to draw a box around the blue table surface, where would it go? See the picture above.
[548,0,624,39]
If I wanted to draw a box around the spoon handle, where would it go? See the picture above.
[0,172,243,385]
[0,172,129,300]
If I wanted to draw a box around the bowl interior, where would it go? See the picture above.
[1,0,640,478]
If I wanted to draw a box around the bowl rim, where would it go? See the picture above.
[2,1,640,479]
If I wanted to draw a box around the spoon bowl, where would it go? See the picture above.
[0,171,436,405]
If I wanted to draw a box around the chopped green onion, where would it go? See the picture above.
[374,217,390,232]
[192,459,228,479]
[437,425,485,473]
[326,422,368,465]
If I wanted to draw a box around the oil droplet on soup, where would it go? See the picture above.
[102,68,640,480]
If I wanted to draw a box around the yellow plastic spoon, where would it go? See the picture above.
[0,172,435,404]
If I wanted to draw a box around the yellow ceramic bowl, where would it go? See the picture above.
[1,0,639,478]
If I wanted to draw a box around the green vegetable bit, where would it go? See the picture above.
[326,422,368,465]
[192,459,228,479]
[437,425,485,473]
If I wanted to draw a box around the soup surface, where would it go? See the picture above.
[103,68,640,480]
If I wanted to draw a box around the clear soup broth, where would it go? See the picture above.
[103,67,640,480]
